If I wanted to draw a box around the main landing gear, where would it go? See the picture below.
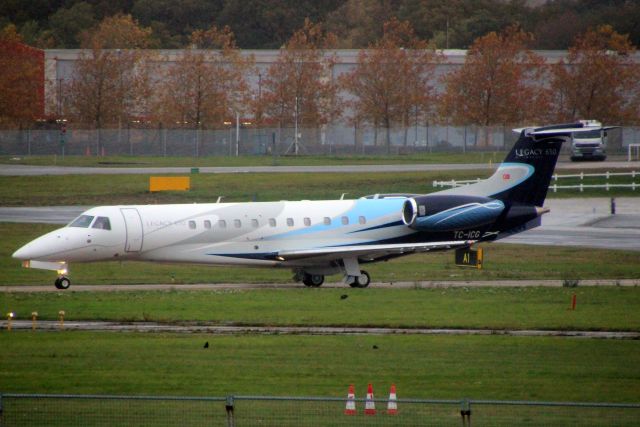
[54,276,71,290]
[302,273,325,287]
[348,271,370,288]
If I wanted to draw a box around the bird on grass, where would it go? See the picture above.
[204,341,209,349]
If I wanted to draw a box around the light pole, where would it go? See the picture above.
[235,111,240,157]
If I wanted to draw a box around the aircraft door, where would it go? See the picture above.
[121,208,144,252]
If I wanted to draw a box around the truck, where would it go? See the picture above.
[570,120,607,161]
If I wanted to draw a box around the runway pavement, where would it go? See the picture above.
[1,160,638,176]
[2,320,637,339]
[1,197,638,250]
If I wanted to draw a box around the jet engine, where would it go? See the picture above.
[402,196,506,232]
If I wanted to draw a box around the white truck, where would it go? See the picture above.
[570,120,607,161]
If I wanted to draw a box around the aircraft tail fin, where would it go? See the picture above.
[436,121,611,207]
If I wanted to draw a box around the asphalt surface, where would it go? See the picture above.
[1,160,638,175]
[2,197,638,251]
[2,320,637,339]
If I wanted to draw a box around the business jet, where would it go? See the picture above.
[13,121,606,289]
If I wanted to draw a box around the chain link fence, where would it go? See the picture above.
[1,393,638,426]
[1,125,637,157]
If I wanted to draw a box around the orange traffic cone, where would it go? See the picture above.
[344,384,356,415]
[364,383,376,415]
[387,384,398,415]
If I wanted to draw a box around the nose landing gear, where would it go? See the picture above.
[54,276,71,290]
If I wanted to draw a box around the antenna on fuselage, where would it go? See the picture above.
[216,196,224,203]
[340,193,348,200]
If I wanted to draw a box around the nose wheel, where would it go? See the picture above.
[54,276,71,290]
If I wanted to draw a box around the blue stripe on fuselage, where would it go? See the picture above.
[263,198,405,241]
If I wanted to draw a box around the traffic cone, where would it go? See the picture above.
[344,384,356,415]
[364,383,376,415]
[387,384,398,415]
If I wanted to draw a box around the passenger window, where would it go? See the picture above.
[287,218,294,227]
[419,205,426,216]
[323,217,331,225]
[188,220,196,229]
[204,220,211,229]
[269,218,276,227]
[234,219,242,228]
[92,216,111,230]
[341,216,349,225]
[251,219,259,228]
[304,217,311,226]
[218,220,227,228]
[359,216,366,225]
[69,215,94,228]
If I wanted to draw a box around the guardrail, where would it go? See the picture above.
[433,171,639,192]
[1,393,638,426]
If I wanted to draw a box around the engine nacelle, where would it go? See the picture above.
[402,196,505,232]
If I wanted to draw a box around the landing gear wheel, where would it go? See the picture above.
[302,273,324,287]
[353,271,370,288]
[55,276,71,290]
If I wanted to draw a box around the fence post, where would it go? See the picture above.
[460,399,471,426]
[225,395,235,427]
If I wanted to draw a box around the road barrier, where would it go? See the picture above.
[0,393,638,426]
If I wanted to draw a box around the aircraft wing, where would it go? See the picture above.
[276,240,475,263]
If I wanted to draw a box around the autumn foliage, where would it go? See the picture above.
[440,25,548,128]
[257,19,341,141]
[65,14,154,132]
[342,18,439,149]
[153,26,252,128]
[0,25,44,127]
[550,25,638,124]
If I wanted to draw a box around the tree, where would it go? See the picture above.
[341,18,439,151]
[549,25,638,125]
[49,2,96,48]
[0,25,44,127]
[257,19,342,148]
[439,25,548,140]
[325,0,396,48]
[65,14,154,152]
[152,25,252,132]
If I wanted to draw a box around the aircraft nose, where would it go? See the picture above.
[12,231,66,261]
[13,241,41,260]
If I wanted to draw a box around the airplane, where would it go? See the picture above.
[13,121,608,290]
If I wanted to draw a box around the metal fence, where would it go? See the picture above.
[433,171,640,192]
[1,393,638,426]
[2,125,639,158]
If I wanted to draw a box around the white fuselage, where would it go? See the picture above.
[13,198,411,271]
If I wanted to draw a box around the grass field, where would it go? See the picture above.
[2,155,639,409]
[2,168,639,207]
[0,152,504,167]
[3,223,639,286]
[2,287,639,331]
[1,332,639,402]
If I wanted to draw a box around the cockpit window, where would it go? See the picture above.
[69,215,94,228]
[92,216,111,230]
